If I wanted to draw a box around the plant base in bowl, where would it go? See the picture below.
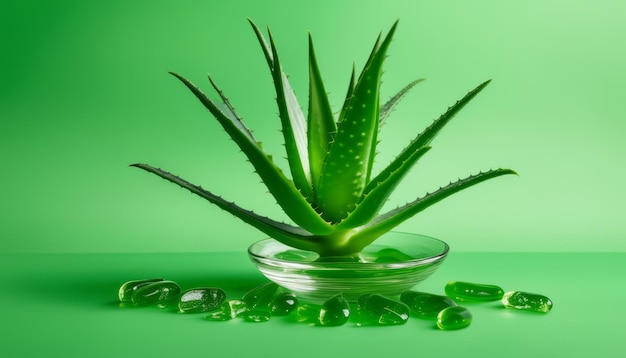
[248,232,449,303]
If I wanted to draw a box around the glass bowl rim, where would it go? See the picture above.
[248,231,449,271]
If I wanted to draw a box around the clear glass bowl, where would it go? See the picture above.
[248,232,449,302]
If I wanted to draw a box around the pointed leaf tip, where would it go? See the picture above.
[315,22,398,222]
[307,30,336,192]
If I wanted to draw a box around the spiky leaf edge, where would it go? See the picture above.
[379,79,424,128]
[168,72,333,235]
[307,33,336,195]
[130,163,326,252]
[206,74,250,133]
[337,146,432,228]
[315,21,398,222]
[349,168,518,249]
[366,80,492,194]
[248,19,312,199]
[340,64,357,120]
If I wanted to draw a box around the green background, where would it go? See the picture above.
[2,0,625,253]
[2,1,625,357]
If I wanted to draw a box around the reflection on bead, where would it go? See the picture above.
[436,306,472,330]
[319,294,350,326]
[357,294,409,326]
[296,304,322,324]
[400,291,457,319]
[205,311,233,321]
[118,278,163,302]
[205,299,248,321]
[269,293,298,316]
[241,309,271,322]
[242,282,279,310]
[131,280,181,306]
[178,288,226,313]
[502,291,553,313]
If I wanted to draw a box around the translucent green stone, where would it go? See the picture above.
[225,299,248,317]
[400,291,457,319]
[357,294,410,326]
[295,304,322,324]
[205,299,248,321]
[131,280,181,306]
[118,278,163,302]
[205,311,233,321]
[436,306,472,330]
[269,293,298,316]
[241,309,271,322]
[319,293,350,326]
[178,288,227,313]
[445,281,504,302]
[502,291,553,313]
[242,282,279,310]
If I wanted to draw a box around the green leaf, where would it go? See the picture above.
[168,72,333,234]
[337,34,381,126]
[247,19,272,66]
[130,164,325,252]
[307,33,336,194]
[206,74,248,132]
[315,21,398,223]
[337,146,431,228]
[249,19,312,199]
[350,168,518,247]
[340,64,357,120]
[379,79,424,128]
[366,80,491,193]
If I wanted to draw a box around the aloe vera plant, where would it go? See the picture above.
[132,20,516,257]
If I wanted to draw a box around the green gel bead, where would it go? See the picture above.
[131,280,181,306]
[445,281,504,302]
[319,293,350,326]
[269,293,298,316]
[241,309,271,322]
[357,294,410,326]
[225,299,248,318]
[205,300,248,321]
[118,278,164,302]
[296,304,322,324]
[242,282,279,310]
[178,288,227,313]
[400,291,457,319]
[205,311,233,321]
[436,306,472,330]
[502,291,553,313]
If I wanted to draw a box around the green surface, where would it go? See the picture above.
[2,0,625,254]
[1,252,623,357]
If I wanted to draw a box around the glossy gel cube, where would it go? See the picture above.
[502,291,553,313]
[269,292,298,316]
[357,294,410,326]
[436,306,472,330]
[445,281,504,302]
[131,280,181,306]
[400,291,457,319]
[205,299,248,321]
[118,278,163,302]
[241,309,271,322]
[242,282,280,310]
[295,304,322,324]
[178,288,227,313]
[319,294,350,326]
